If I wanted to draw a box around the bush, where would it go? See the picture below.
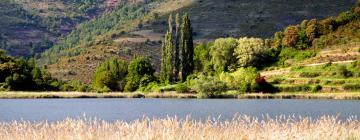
[278,48,316,66]
[218,67,263,93]
[125,57,155,92]
[311,85,323,92]
[92,58,128,91]
[299,72,320,78]
[191,76,227,98]
[60,80,91,92]
[271,77,285,84]
[336,65,353,78]
[278,85,312,92]
[255,76,279,93]
[343,84,360,91]
[138,82,161,92]
[175,83,190,93]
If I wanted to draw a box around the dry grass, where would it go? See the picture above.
[0,115,359,140]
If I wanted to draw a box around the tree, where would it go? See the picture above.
[161,14,174,84]
[218,67,260,92]
[209,38,237,73]
[305,19,319,42]
[272,31,283,48]
[125,57,155,92]
[194,43,211,73]
[92,58,128,91]
[161,13,194,83]
[282,25,300,48]
[173,13,181,81]
[180,13,194,81]
[234,37,270,67]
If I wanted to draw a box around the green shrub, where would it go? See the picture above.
[343,84,360,91]
[191,76,227,98]
[139,74,156,88]
[219,67,260,92]
[125,57,155,92]
[278,48,316,66]
[60,80,91,92]
[271,77,285,84]
[92,58,128,91]
[278,85,312,92]
[158,85,176,92]
[336,65,353,78]
[307,79,321,84]
[311,85,323,92]
[299,72,320,78]
[138,82,161,92]
[175,83,190,93]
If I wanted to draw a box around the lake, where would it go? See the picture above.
[0,99,359,122]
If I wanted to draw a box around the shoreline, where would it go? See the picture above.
[0,91,360,100]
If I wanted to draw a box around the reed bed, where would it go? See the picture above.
[0,115,359,140]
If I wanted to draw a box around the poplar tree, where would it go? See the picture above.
[166,14,174,83]
[161,14,174,83]
[161,13,194,83]
[180,13,194,82]
[173,13,181,81]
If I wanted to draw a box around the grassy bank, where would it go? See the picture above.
[0,92,144,99]
[1,91,360,100]
[0,116,359,140]
[237,92,360,100]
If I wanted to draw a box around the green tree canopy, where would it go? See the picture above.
[125,57,155,92]
[210,38,238,73]
[92,58,128,91]
[234,37,270,68]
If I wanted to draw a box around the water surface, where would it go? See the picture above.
[0,99,359,122]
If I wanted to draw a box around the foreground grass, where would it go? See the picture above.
[0,116,359,140]
[1,91,360,99]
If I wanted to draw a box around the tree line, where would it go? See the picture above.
[160,13,194,84]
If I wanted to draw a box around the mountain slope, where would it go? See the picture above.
[0,0,107,57]
[40,0,357,83]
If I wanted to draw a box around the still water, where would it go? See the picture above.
[0,99,359,122]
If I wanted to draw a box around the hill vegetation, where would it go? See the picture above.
[0,0,107,57]
[81,1,360,95]
[0,0,359,96]
[38,0,356,83]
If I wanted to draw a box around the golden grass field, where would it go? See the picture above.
[0,115,359,140]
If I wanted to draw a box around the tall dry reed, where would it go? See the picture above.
[0,115,359,140]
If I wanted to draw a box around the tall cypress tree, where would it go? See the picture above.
[173,13,181,81]
[161,14,174,84]
[180,13,194,82]
[160,40,167,82]
[161,13,193,83]
[166,14,174,83]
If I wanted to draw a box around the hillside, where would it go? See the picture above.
[0,0,108,57]
[39,0,357,83]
